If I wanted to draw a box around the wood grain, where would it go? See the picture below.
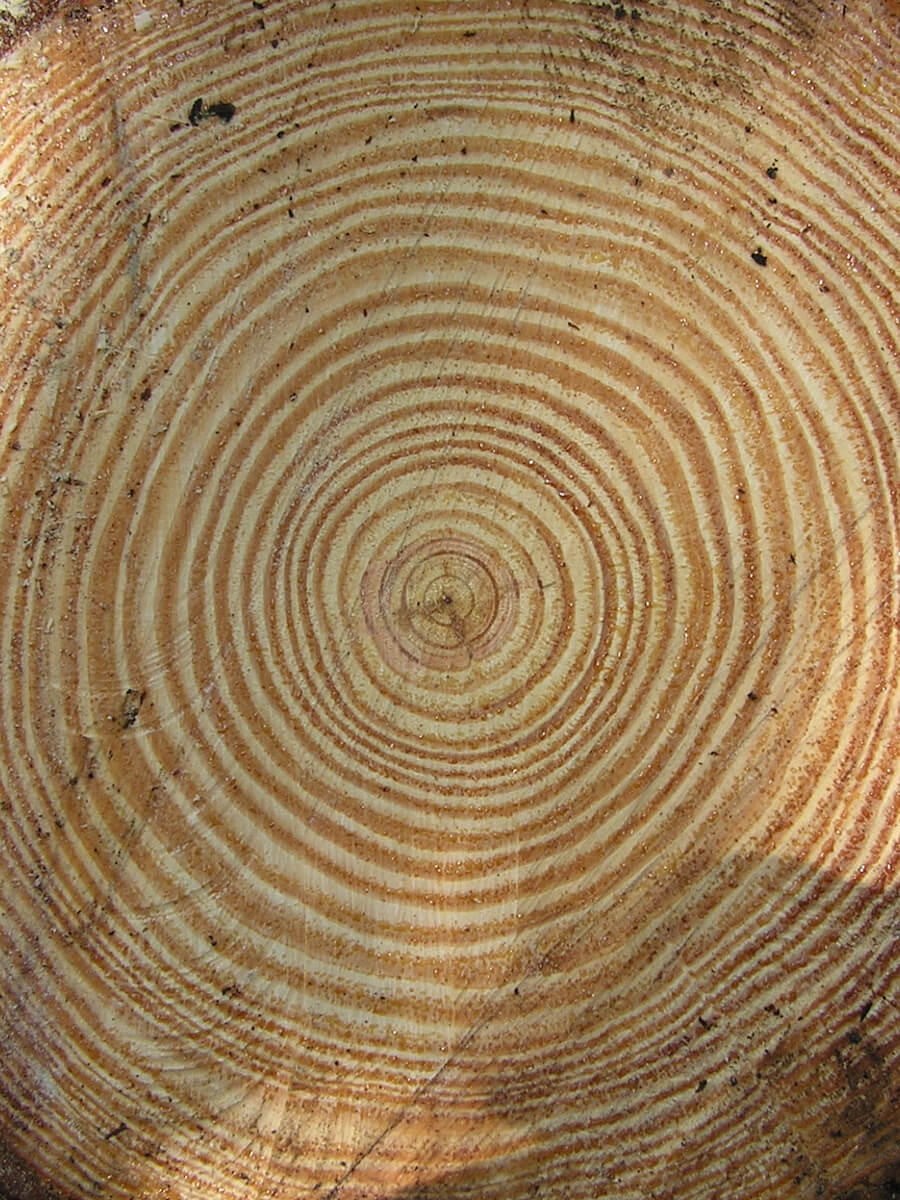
[1,1,899,1198]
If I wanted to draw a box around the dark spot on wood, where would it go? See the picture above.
[748,691,758,701]
[189,98,236,126]
[766,164,779,179]
[207,101,236,123]
[752,248,768,266]
[103,1123,127,1141]
[119,688,145,730]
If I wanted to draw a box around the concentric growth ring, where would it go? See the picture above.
[1,2,899,1199]
[364,532,520,672]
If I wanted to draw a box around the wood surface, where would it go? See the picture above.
[1,1,899,1197]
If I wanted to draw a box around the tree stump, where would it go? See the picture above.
[1,2,899,1197]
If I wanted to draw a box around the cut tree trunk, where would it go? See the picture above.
[1,2,899,1198]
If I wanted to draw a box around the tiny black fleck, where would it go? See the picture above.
[207,101,236,123]
[120,688,145,729]
[766,164,778,179]
[751,249,768,266]
[189,98,236,126]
